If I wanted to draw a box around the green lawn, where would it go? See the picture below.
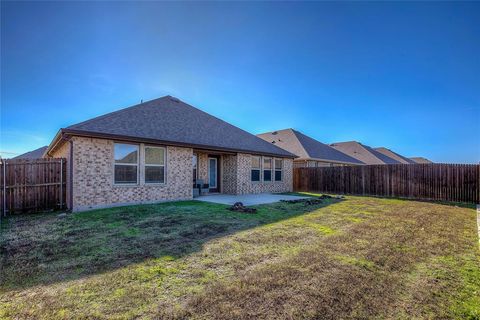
[1,195,479,319]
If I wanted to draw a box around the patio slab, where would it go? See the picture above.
[195,193,311,206]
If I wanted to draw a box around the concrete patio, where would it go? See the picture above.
[195,193,310,206]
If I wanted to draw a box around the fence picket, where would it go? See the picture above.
[293,164,480,204]
[0,158,67,215]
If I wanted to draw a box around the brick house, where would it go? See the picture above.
[45,96,295,211]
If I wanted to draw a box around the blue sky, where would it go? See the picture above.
[1,1,479,163]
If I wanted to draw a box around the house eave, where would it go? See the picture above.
[294,157,363,165]
[62,128,298,159]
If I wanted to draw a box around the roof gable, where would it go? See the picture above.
[374,147,416,164]
[257,129,363,164]
[64,96,294,157]
[330,141,401,165]
[13,146,48,159]
[410,157,433,164]
[257,129,309,159]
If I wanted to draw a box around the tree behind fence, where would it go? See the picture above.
[293,164,480,204]
[0,158,66,215]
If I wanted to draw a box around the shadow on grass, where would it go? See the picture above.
[0,198,339,292]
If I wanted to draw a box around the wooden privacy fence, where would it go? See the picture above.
[294,164,480,204]
[0,158,66,215]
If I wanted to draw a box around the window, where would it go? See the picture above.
[251,156,261,182]
[145,146,165,184]
[114,143,138,184]
[263,157,272,182]
[192,154,198,183]
[275,159,283,181]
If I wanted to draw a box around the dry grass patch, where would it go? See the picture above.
[1,196,478,319]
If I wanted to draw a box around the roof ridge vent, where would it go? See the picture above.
[169,96,180,103]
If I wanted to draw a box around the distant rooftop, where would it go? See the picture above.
[410,157,434,164]
[257,129,363,165]
[330,141,401,165]
[12,146,48,159]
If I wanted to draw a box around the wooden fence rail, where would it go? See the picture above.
[0,158,66,215]
[294,164,480,204]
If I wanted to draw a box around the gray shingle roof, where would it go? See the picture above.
[410,157,433,164]
[13,146,48,159]
[330,141,402,165]
[374,147,416,164]
[362,145,401,164]
[257,129,363,164]
[64,96,295,158]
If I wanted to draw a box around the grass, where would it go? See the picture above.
[0,194,479,319]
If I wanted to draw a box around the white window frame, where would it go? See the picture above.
[113,143,139,185]
[274,158,283,182]
[144,145,166,184]
[263,157,273,183]
[251,155,261,182]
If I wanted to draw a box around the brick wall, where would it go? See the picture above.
[70,136,192,211]
[49,139,72,209]
[52,136,293,211]
[222,154,238,194]
[196,152,209,184]
[235,153,293,194]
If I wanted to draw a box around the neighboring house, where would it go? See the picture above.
[410,157,434,164]
[12,146,48,159]
[374,147,416,164]
[45,96,296,212]
[330,141,401,165]
[257,129,364,168]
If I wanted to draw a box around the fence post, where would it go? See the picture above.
[3,159,6,217]
[361,166,365,195]
[60,158,63,210]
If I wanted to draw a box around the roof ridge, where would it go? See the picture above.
[290,129,313,158]
[292,131,364,164]
[374,146,414,164]
[66,96,171,130]
[176,99,295,156]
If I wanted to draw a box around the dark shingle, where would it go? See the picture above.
[362,145,402,164]
[13,146,48,159]
[291,130,364,164]
[65,96,295,157]
[374,147,416,164]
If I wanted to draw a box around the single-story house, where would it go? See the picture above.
[257,129,364,167]
[373,147,416,164]
[12,146,48,159]
[45,96,296,212]
[330,141,402,165]
[410,157,434,164]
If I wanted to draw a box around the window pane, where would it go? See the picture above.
[145,147,165,165]
[251,169,260,181]
[145,166,165,183]
[251,156,260,168]
[192,154,198,182]
[263,158,272,169]
[275,170,282,181]
[192,154,197,168]
[275,159,282,169]
[115,144,138,164]
[114,165,137,184]
[264,170,272,181]
[209,158,217,188]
